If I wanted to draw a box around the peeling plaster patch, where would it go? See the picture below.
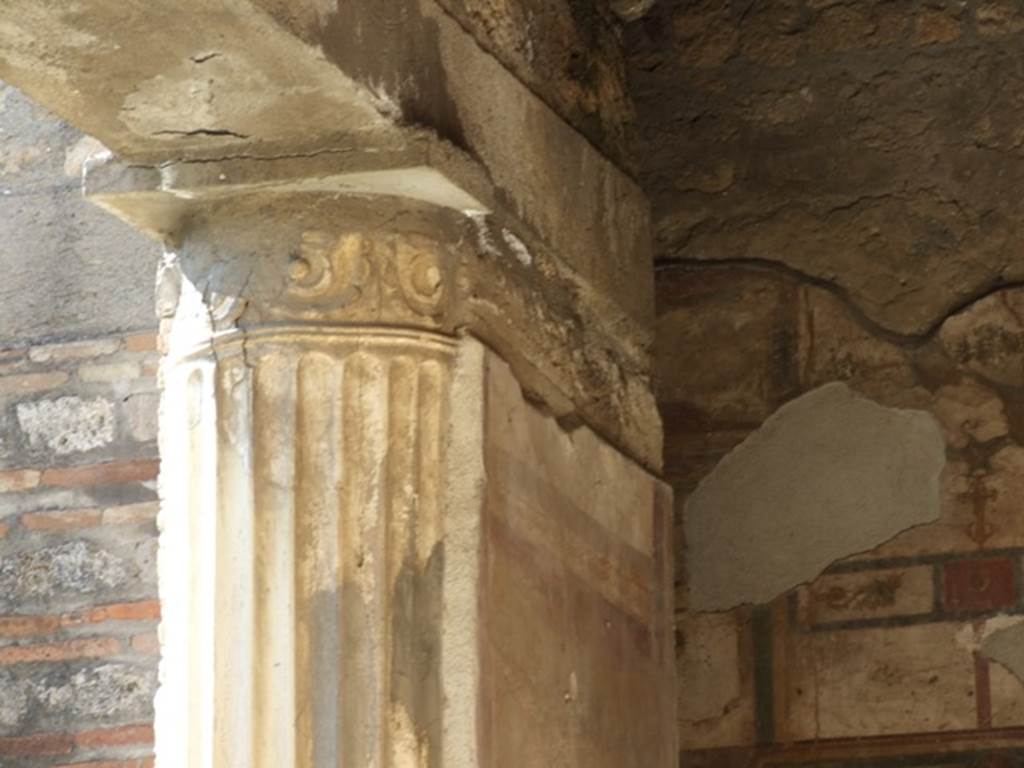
[684,382,946,612]
[979,618,1024,683]
[469,214,532,267]
[16,397,115,455]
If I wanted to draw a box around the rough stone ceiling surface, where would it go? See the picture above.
[625,0,1024,339]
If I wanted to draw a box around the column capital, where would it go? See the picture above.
[93,160,661,471]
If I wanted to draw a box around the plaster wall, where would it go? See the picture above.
[0,82,159,348]
[480,351,676,768]
[659,266,1024,766]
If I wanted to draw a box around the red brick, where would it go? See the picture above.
[28,339,120,363]
[73,723,153,749]
[0,636,120,665]
[124,333,158,353]
[0,601,160,639]
[131,632,160,655]
[0,371,68,395]
[42,460,159,488]
[0,468,41,493]
[0,521,8,538]
[0,732,74,756]
[81,600,161,623]
[102,501,159,526]
[943,557,1017,613]
[0,615,61,638]
[20,508,102,531]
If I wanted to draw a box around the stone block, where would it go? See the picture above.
[0,541,130,610]
[32,661,157,723]
[16,396,116,456]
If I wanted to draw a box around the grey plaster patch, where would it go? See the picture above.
[684,382,946,612]
[981,621,1024,683]
[0,82,158,346]
[16,396,115,455]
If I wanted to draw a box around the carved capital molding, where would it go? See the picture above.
[155,193,659,469]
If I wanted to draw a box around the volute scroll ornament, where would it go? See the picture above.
[271,228,457,328]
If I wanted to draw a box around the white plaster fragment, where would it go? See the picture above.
[467,212,502,261]
[16,396,115,455]
[684,382,946,612]
[977,616,1024,683]
[501,228,533,267]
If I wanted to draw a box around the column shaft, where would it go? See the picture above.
[157,330,455,768]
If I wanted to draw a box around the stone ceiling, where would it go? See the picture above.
[624,0,1024,338]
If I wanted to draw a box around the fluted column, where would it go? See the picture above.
[122,184,675,768]
[158,328,461,767]
[153,197,489,768]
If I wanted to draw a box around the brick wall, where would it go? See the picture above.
[0,333,160,768]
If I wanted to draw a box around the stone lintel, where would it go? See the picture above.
[4,0,653,331]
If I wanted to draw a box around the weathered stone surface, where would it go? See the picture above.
[0,541,129,610]
[684,382,945,611]
[0,662,157,736]
[0,82,159,347]
[36,663,157,722]
[629,3,1024,336]
[16,397,115,456]
[430,0,634,164]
